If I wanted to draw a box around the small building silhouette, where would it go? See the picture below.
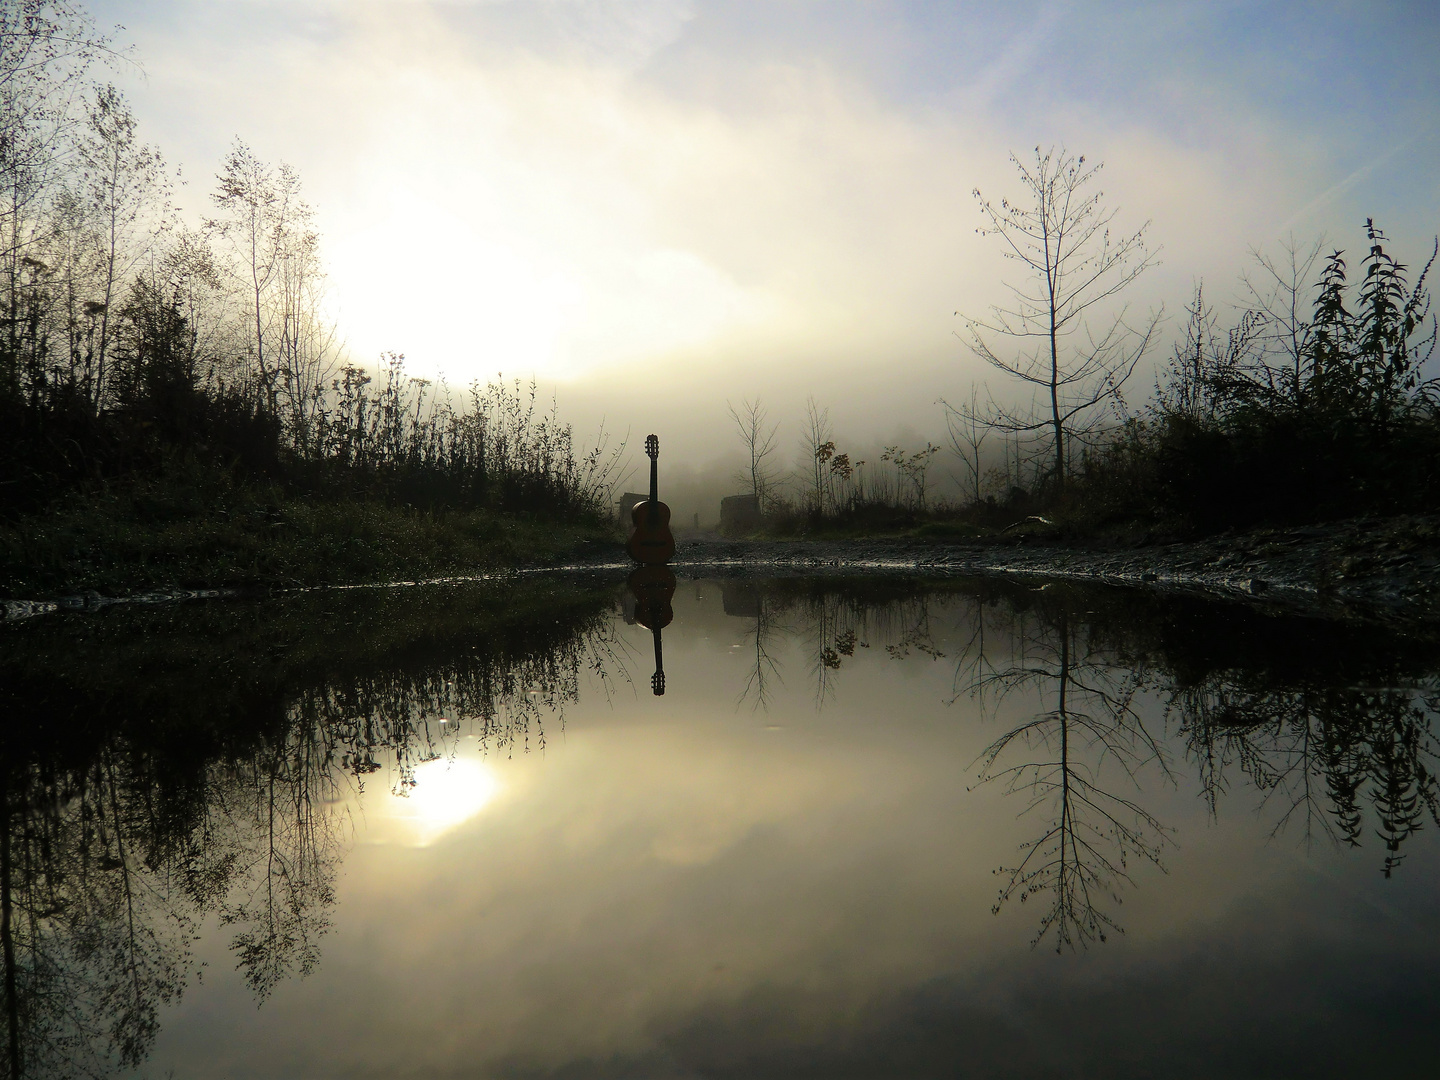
[721,582,762,617]
[720,494,761,534]
[616,492,649,525]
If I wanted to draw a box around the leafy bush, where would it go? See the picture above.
[1078,221,1440,531]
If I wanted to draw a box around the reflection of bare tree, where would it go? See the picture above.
[716,579,953,711]
[737,594,786,713]
[972,607,1172,951]
[208,615,628,998]
[808,590,861,708]
[804,589,945,708]
[0,751,198,1079]
[730,580,949,712]
[0,728,352,1077]
[213,725,344,999]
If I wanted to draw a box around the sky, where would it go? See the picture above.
[84,0,1440,501]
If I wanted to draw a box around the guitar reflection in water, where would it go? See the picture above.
[629,565,674,695]
[626,434,676,694]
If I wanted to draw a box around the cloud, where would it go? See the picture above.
[1277,131,1433,234]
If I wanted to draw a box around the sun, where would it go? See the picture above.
[382,756,501,847]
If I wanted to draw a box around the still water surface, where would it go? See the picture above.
[2,573,1437,1078]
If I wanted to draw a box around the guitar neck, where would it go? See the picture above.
[648,455,658,504]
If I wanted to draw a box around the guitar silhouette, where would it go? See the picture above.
[626,434,676,565]
[628,566,675,695]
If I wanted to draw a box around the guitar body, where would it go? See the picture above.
[627,499,676,564]
[628,565,675,631]
[626,434,676,565]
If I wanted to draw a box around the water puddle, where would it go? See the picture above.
[1,574,1435,1076]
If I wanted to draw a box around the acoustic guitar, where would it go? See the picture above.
[628,565,675,695]
[626,434,676,565]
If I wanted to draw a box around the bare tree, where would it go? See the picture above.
[728,396,779,508]
[959,147,1161,491]
[156,227,225,387]
[268,162,339,436]
[1153,283,1263,423]
[75,83,170,407]
[0,1,125,403]
[207,142,337,424]
[944,382,992,506]
[1238,233,1326,392]
[207,140,279,406]
[797,395,832,514]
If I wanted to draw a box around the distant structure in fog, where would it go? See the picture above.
[721,581,761,617]
[616,492,648,525]
[720,494,761,533]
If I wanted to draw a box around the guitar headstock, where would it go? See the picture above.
[645,434,658,460]
[651,670,665,696]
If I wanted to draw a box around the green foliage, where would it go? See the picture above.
[1078,222,1440,531]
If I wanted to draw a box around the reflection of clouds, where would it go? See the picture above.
[188,694,1440,1078]
[143,582,1440,1076]
[276,715,1004,1077]
[565,870,1440,1080]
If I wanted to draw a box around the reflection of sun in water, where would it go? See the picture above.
[384,757,500,847]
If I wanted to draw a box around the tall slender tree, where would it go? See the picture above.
[797,395,832,514]
[728,396,780,509]
[958,147,1161,491]
[208,140,281,408]
[207,142,335,422]
[75,83,169,406]
[0,1,122,402]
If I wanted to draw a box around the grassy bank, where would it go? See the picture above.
[0,475,617,597]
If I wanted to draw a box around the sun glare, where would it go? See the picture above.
[326,187,585,381]
[382,757,501,847]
